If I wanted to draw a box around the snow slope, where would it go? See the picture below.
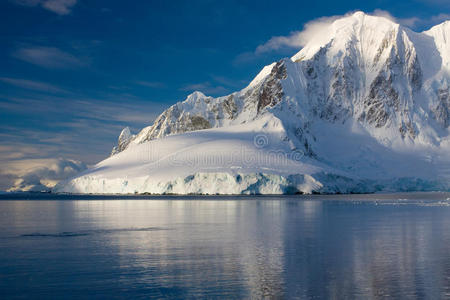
[55,12,450,194]
[57,116,333,194]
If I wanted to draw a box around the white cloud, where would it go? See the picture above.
[11,0,77,15]
[371,9,395,20]
[0,77,69,94]
[255,14,343,54]
[13,46,85,69]
[255,31,303,54]
[41,0,76,15]
[2,158,87,192]
[372,9,420,28]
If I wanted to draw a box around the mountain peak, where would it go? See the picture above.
[110,126,134,156]
[423,18,450,69]
[425,18,450,34]
[348,11,395,23]
[291,11,400,62]
[186,91,207,100]
[333,11,399,35]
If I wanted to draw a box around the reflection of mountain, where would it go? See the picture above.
[2,196,450,297]
[98,200,288,298]
[79,198,450,298]
[68,198,450,298]
[57,12,450,194]
[281,200,450,298]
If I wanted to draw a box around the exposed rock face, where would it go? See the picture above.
[257,60,287,112]
[434,88,450,128]
[112,12,450,156]
[223,95,238,119]
[362,73,399,128]
[111,127,134,155]
[137,104,212,144]
[115,62,292,153]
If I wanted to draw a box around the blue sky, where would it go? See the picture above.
[1,0,449,189]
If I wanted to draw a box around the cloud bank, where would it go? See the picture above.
[3,158,87,192]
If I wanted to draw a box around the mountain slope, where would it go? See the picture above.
[55,12,450,194]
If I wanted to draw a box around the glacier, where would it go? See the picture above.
[55,12,450,194]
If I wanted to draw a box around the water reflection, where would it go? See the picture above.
[0,195,450,298]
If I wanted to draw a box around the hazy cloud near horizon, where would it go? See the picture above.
[1,158,87,192]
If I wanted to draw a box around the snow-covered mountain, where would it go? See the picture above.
[55,12,450,194]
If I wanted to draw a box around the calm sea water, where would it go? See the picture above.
[1,193,450,299]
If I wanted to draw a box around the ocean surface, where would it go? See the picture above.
[1,192,450,299]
